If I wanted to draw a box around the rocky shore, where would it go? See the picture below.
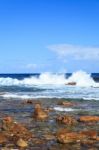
[0,98,99,149]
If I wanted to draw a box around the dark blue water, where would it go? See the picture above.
[0,73,99,81]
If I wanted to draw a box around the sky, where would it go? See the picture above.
[0,0,99,73]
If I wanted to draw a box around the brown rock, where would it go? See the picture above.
[2,117,32,140]
[2,116,14,131]
[56,129,98,144]
[0,132,7,144]
[66,82,76,85]
[56,115,77,125]
[57,130,86,144]
[80,130,97,140]
[16,138,28,148]
[96,136,99,141]
[58,101,75,107]
[33,104,48,120]
[25,99,33,104]
[79,116,99,122]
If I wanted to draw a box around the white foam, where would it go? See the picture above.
[2,93,33,99]
[0,73,66,86]
[53,107,75,112]
[0,71,98,87]
[65,71,99,87]
[83,97,99,101]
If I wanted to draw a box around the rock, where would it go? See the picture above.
[57,129,86,144]
[2,117,32,140]
[25,99,34,104]
[16,138,28,148]
[56,129,98,144]
[56,115,77,125]
[33,104,48,120]
[96,136,99,141]
[80,130,97,140]
[58,101,75,107]
[66,82,76,85]
[0,132,7,144]
[79,116,99,122]
[2,116,13,131]
[22,100,41,105]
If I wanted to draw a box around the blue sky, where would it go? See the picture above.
[0,0,99,73]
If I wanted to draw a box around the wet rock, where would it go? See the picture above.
[56,129,98,144]
[79,116,99,122]
[2,116,13,131]
[57,130,86,144]
[96,136,99,141]
[22,99,41,105]
[16,138,28,148]
[58,101,76,107]
[32,104,48,120]
[2,117,32,140]
[66,82,76,85]
[80,130,97,140]
[0,132,7,144]
[24,99,34,104]
[56,115,77,125]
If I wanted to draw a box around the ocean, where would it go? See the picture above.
[0,70,99,101]
[0,71,99,149]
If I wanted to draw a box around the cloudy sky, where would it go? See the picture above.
[0,0,99,73]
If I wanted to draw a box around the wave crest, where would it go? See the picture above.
[0,71,98,87]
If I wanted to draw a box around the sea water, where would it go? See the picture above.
[0,70,99,101]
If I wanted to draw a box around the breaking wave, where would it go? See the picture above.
[0,71,98,87]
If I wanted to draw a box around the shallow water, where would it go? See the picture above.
[0,98,99,149]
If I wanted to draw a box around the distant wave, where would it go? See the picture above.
[1,92,99,101]
[0,71,99,87]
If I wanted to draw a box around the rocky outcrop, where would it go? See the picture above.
[56,115,77,125]
[79,116,99,122]
[32,104,48,120]
[56,129,85,144]
[56,129,98,144]
[2,116,32,140]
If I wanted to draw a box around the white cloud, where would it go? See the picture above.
[26,64,37,69]
[47,44,99,60]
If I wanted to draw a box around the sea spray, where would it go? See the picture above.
[0,71,98,87]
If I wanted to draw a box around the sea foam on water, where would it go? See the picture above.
[0,70,98,87]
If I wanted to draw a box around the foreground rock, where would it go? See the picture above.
[32,104,48,120]
[79,116,99,122]
[57,129,85,144]
[2,116,32,140]
[56,128,98,144]
[16,138,28,148]
[56,115,77,125]
[0,132,7,144]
